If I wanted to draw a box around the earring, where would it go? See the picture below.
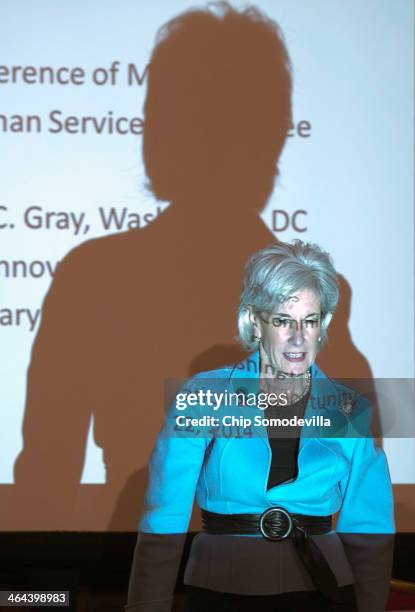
[253,335,261,343]
[318,336,321,342]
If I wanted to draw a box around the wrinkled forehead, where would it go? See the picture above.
[272,288,321,315]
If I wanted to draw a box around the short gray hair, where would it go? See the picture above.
[237,240,339,351]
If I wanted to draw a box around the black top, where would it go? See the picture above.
[266,381,311,489]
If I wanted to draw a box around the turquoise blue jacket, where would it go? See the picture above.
[139,351,395,536]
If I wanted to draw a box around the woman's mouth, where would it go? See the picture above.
[283,352,307,363]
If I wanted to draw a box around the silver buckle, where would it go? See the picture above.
[259,507,293,541]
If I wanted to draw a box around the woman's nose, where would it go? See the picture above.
[289,326,305,346]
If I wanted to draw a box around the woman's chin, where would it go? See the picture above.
[282,362,308,377]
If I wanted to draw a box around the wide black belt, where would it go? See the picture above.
[201,508,341,603]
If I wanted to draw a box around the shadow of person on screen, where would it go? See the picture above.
[12,3,292,529]
[11,2,375,531]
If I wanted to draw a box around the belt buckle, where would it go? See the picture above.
[259,507,293,541]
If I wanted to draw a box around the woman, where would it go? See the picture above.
[126,240,395,612]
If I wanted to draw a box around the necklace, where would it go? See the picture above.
[260,368,311,406]
[285,368,311,405]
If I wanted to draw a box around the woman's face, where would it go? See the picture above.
[252,288,322,376]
